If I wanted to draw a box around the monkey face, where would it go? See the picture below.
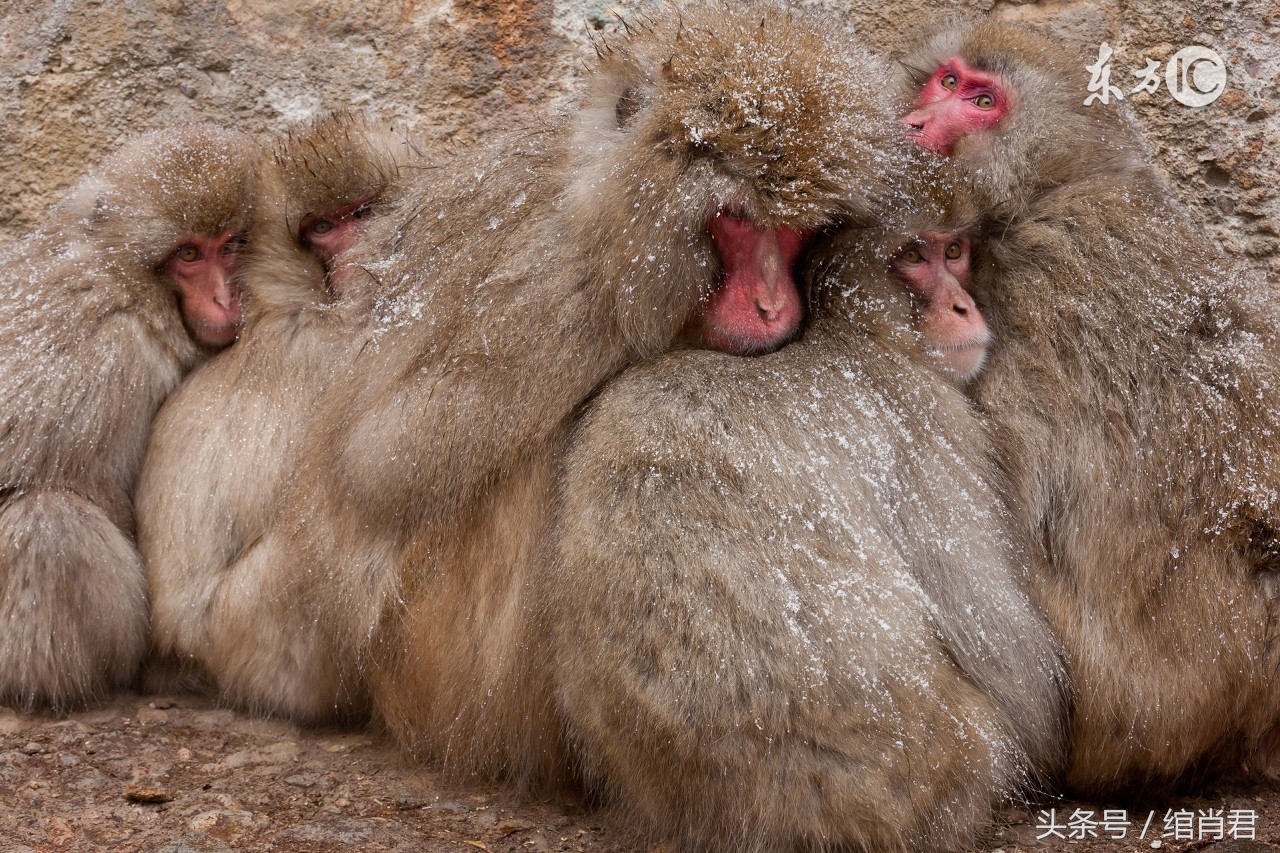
[892,232,990,382]
[166,231,246,349]
[901,58,1009,157]
[688,214,808,356]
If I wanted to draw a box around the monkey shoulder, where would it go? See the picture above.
[0,276,186,476]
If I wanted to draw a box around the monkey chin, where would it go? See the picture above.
[189,320,240,350]
[697,314,803,357]
[929,336,990,384]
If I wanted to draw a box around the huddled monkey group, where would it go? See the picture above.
[1,3,1277,850]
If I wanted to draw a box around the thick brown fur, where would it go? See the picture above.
[902,20,1280,795]
[0,126,258,710]
[247,1,915,787]
[549,175,1067,851]
[136,112,413,721]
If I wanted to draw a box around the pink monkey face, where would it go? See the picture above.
[900,58,1009,156]
[693,212,807,357]
[892,233,991,382]
[167,232,246,348]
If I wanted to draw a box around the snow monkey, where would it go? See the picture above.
[890,225,990,383]
[229,0,917,782]
[901,20,1280,794]
[0,125,258,710]
[136,113,414,718]
[549,171,1066,851]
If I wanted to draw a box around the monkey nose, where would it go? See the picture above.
[213,277,241,311]
[756,300,782,323]
[899,112,927,132]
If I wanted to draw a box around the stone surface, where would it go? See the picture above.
[0,692,641,851]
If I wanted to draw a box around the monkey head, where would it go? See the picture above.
[70,124,260,349]
[891,232,989,382]
[567,1,911,357]
[807,156,990,382]
[234,111,412,326]
[276,111,409,272]
[897,20,1141,206]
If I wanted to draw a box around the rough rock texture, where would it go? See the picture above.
[1,0,1276,282]
[0,692,647,852]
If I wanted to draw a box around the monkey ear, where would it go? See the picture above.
[615,85,649,129]
[89,195,114,230]
[62,175,115,232]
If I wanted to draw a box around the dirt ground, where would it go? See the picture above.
[3,691,1280,853]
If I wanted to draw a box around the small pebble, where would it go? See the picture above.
[124,785,173,804]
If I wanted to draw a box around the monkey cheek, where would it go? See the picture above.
[306,225,357,268]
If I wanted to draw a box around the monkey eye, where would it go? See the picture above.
[972,94,995,110]
[310,219,334,235]
[940,73,958,90]
[175,244,201,263]
[945,242,962,260]
[900,246,923,264]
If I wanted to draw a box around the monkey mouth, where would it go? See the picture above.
[902,125,951,157]
[927,333,991,382]
[930,333,990,354]
[192,319,241,348]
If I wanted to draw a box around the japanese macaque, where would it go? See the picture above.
[136,112,412,719]
[899,21,1127,208]
[0,126,258,710]
[244,1,912,779]
[891,229,990,382]
[900,21,1280,795]
[549,180,1065,850]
